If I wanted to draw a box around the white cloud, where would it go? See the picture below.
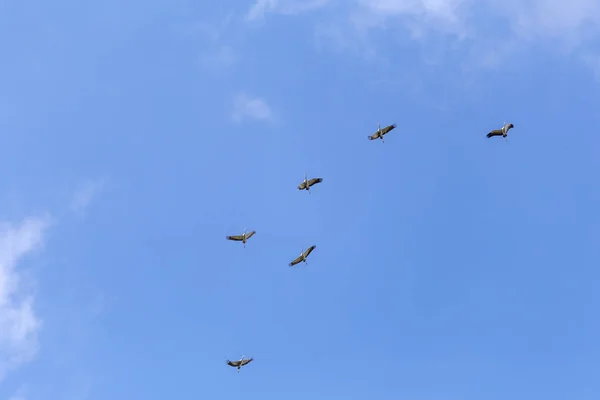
[497,0,600,41]
[358,0,466,28]
[192,15,239,71]
[70,178,105,214]
[231,92,273,123]
[582,53,600,80]
[245,0,330,21]
[256,0,600,76]
[8,385,27,400]
[352,0,600,44]
[0,216,51,381]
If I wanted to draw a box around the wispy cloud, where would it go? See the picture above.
[483,0,600,73]
[581,53,600,80]
[231,92,273,123]
[257,0,600,76]
[357,0,467,35]
[191,14,234,42]
[8,386,27,400]
[199,45,237,70]
[0,216,51,381]
[497,0,600,42]
[192,14,239,71]
[69,178,106,215]
[350,0,600,44]
[245,0,330,21]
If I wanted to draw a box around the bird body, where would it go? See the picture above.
[487,122,514,140]
[289,245,316,267]
[298,174,323,194]
[368,122,396,142]
[226,228,256,248]
[226,355,253,372]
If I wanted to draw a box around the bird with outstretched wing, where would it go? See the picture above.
[226,358,253,367]
[226,229,256,248]
[298,177,323,190]
[298,174,323,195]
[289,245,317,267]
[368,123,396,141]
[226,355,253,372]
[486,123,514,140]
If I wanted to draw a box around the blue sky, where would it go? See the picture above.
[1,0,600,399]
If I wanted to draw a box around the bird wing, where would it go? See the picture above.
[226,235,244,241]
[227,360,240,367]
[240,358,253,366]
[303,245,316,258]
[289,255,303,266]
[298,181,307,190]
[381,123,396,135]
[245,230,256,239]
[307,178,322,187]
[368,131,380,140]
[486,129,503,138]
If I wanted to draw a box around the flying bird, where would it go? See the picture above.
[226,228,256,248]
[368,122,396,143]
[486,122,514,141]
[289,245,316,267]
[297,174,323,195]
[226,355,253,373]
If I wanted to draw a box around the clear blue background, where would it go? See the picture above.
[1,0,599,399]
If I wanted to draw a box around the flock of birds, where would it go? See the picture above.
[223,120,516,372]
